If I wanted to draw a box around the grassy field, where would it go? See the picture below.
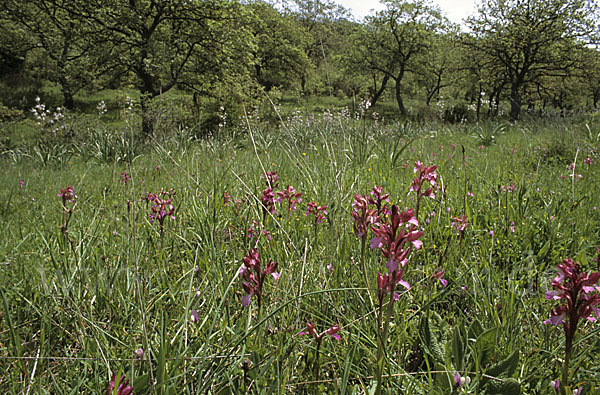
[1,108,600,393]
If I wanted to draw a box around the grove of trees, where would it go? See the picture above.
[1,0,599,136]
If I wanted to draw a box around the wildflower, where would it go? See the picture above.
[584,157,592,165]
[432,269,448,287]
[371,205,423,273]
[239,248,279,309]
[19,179,24,188]
[510,222,515,233]
[451,215,469,234]
[276,185,302,211]
[134,348,144,361]
[545,258,600,326]
[120,172,131,184]
[409,161,438,199]
[191,310,199,323]
[550,379,560,392]
[489,230,494,237]
[260,187,276,219]
[305,201,327,224]
[467,191,473,197]
[545,258,600,390]
[501,183,516,192]
[368,186,390,217]
[454,372,471,388]
[247,220,258,238]
[262,228,272,241]
[377,271,410,303]
[297,319,341,343]
[327,262,334,272]
[223,192,231,206]
[97,100,107,116]
[146,190,176,226]
[262,171,278,188]
[233,195,247,214]
[105,373,133,395]
[351,194,377,240]
[58,185,77,206]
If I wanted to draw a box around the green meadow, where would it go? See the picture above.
[1,108,599,393]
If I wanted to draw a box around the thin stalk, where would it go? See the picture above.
[314,341,322,382]
[375,281,396,395]
[361,238,374,308]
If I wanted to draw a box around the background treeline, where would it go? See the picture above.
[1,0,599,137]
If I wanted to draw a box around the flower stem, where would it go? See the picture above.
[375,280,396,395]
[361,238,374,308]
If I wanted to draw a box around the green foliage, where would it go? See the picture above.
[465,0,600,120]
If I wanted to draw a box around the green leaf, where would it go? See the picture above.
[419,315,446,364]
[468,319,484,340]
[481,350,520,389]
[537,240,550,259]
[485,377,521,394]
[472,327,498,367]
[452,325,465,372]
[133,375,150,393]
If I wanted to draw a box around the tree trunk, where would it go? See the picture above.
[476,84,483,121]
[301,74,306,94]
[509,82,521,121]
[394,72,407,115]
[62,89,74,110]
[58,76,74,110]
[141,94,153,139]
[369,74,389,107]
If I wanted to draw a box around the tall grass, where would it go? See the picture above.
[0,113,599,393]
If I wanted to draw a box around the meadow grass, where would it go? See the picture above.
[1,113,599,394]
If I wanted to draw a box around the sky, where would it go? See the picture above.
[333,0,478,25]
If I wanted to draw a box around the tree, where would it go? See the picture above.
[290,0,350,95]
[247,1,310,92]
[466,0,599,121]
[73,0,253,138]
[579,47,600,109]
[0,0,112,109]
[357,0,446,115]
[413,31,458,107]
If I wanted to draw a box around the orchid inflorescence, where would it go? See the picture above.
[105,373,133,395]
[371,205,423,302]
[368,185,390,218]
[410,161,438,199]
[371,205,423,274]
[545,257,600,392]
[277,185,302,212]
[260,187,276,219]
[305,201,328,224]
[262,171,279,189]
[544,257,600,328]
[58,185,77,234]
[142,189,176,227]
[451,215,469,236]
[239,248,279,310]
[120,172,131,185]
[351,193,377,241]
[58,185,77,207]
[297,319,341,344]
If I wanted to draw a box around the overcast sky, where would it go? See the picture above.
[333,0,478,25]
